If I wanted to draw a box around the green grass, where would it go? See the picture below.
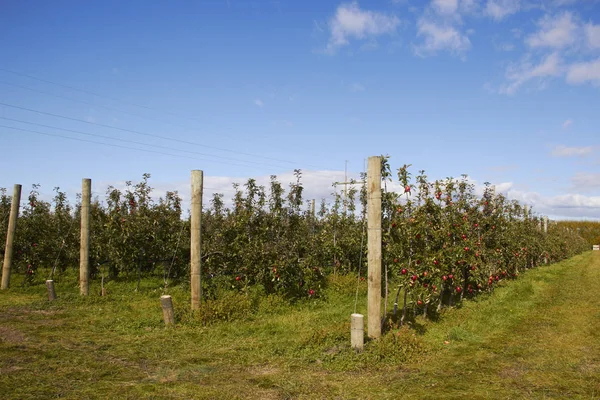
[2,253,600,399]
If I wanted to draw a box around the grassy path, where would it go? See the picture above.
[1,252,599,399]
[390,251,600,399]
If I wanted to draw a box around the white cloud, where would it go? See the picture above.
[526,11,579,49]
[432,0,459,14]
[327,2,400,52]
[203,170,358,211]
[562,119,573,129]
[497,12,600,93]
[500,52,563,94]
[97,170,358,217]
[493,183,600,219]
[254,99,264,107]
[566,57,600,85]
[459,0,479,15]
[458,178,600,219]
[484,0,521,21]
[202,174,600,220]
[571,172,600,193]
[586,23,600,49]
[415,19,471,56]
[551,144,594,157]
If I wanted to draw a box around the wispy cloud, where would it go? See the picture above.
[562,119,573,129]
[497,11,600,94]
[500,52,563,95]
[414,18,471,56]
[432,0,459,15]
[551,144,593,157]
[571,172,600,193]
[254,98,264,107]
[586,22,600,49]
[492,182,600,219]
[327,2,400,53]
[525,11,579,49]
[566,57,600,85]
[412,0,480,58]
[484,0,521,21]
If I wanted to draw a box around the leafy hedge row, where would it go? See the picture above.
[380,160,589,322]
[0,159,590,312]
[556,220,600,247]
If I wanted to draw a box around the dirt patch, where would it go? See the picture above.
[249,364,281,376]
[498,365,525,380]
[0,365,26,374]
[0,326,25,343]
[579,360,600,375]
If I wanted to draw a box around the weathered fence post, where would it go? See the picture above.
[46,280,57,301]
[191,170,203,310]
[1,184,22,290]
[351,313,364,351]
[80,178,91,296]
[367,156,382,339]
[543,216,549,264]
[160,295,175,325]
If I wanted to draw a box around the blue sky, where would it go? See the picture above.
[0,0,599,219]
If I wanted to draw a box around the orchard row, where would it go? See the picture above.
[0,161,589,319]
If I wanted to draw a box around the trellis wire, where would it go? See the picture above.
[163,221,186,292]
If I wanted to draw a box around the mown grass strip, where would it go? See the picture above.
[1,253,599,399]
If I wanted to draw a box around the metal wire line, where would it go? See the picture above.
[0,79,295,156]
[0,116,288,170]
[0,124,273,169]
[0,101,324,169]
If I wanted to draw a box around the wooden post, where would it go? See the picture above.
[80,178,91,296]
[543,216,549,264]
[367,156,382,339]
[351,313,364,351]
[1,184,22,289]
[311,199,316,218]
[343,160,348,214]
[46,280,56,301]
[191,170,203,310]
[160,295,175,325]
